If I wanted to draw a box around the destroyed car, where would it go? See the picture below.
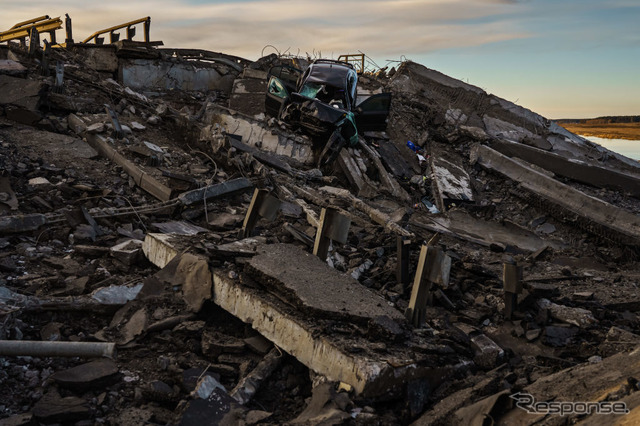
[265,59,392,165]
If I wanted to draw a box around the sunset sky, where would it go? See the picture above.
[2,0,638,119]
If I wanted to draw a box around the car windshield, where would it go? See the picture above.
[299,83,348,110]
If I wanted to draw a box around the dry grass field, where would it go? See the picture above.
[557,122,640,140]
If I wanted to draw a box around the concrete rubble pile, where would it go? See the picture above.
[2,37,640,426]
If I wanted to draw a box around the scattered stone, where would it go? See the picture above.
[244,335,273,355]
[572,291,594,301]
[131,121,146,131]
[51,359,119,392]
[147,115,161,125]
[525,329,541,341]
[367,315,404,342]
[470,334,504,369]
[0,413,34,425]
[543,325,578,347]
[537,298,597,327]
[110,239,144,266]
[32,390,91,423]
[40,322,62,341]
[536,223,556,234]
[202,330,246,357]
[143,381,178,403]
[27,177,51,186]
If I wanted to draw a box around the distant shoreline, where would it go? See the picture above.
[556,122,640,141]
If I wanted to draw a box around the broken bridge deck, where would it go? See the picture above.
[143,235,460,397]
[244,244,404,324]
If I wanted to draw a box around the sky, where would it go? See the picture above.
[2,0,639,119]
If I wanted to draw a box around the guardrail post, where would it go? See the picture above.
[53,61,64,93]
[313,207,350,261]
[65,14,73,44]
[397,236,411,290]
[405,236,451,327]
[239,189,281,238]
[41,40,50,76]
[105,104,124,139]
[28,27,39,56]
[144,17,150,42]
[503,263,523,319]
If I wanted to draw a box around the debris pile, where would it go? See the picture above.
[2,22,640,425]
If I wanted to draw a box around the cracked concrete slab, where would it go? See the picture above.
[245,243,404,324]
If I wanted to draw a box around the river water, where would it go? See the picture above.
[583,136,640,161]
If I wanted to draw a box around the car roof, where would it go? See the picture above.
[304,60,356,88]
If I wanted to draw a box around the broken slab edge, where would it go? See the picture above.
[212,272,452,397]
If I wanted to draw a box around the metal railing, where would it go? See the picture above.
[82,17,150,44]
[0,15,62,44]
[337,54,365,74]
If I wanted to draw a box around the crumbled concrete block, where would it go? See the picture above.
[52,359,119,391]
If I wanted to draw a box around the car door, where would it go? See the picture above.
[265,76,290,118]
[354,93,392,132]
[267,65,302,93]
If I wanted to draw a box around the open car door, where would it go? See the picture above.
[267,65,302,93]
[265,76,291,118]
[354,93,392,132]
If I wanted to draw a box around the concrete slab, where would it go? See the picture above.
[142,235,461,397]
[490,138,640,198]
[120,59,235,93]
[245,244,404,324]
[430,143,474,210]
[203,105,314,166]
[410,210,567,253]
[213,265,455,397]
[0,60,27,77]
[471,144,640,246]
[0,75,45,124]
[142,233,186,268]
[70,45,118,73]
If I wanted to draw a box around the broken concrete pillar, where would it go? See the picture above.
[142,233,181,268]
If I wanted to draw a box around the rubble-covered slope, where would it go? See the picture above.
[2,40,640,426]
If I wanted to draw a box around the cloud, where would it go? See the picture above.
[1,0,529,60]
